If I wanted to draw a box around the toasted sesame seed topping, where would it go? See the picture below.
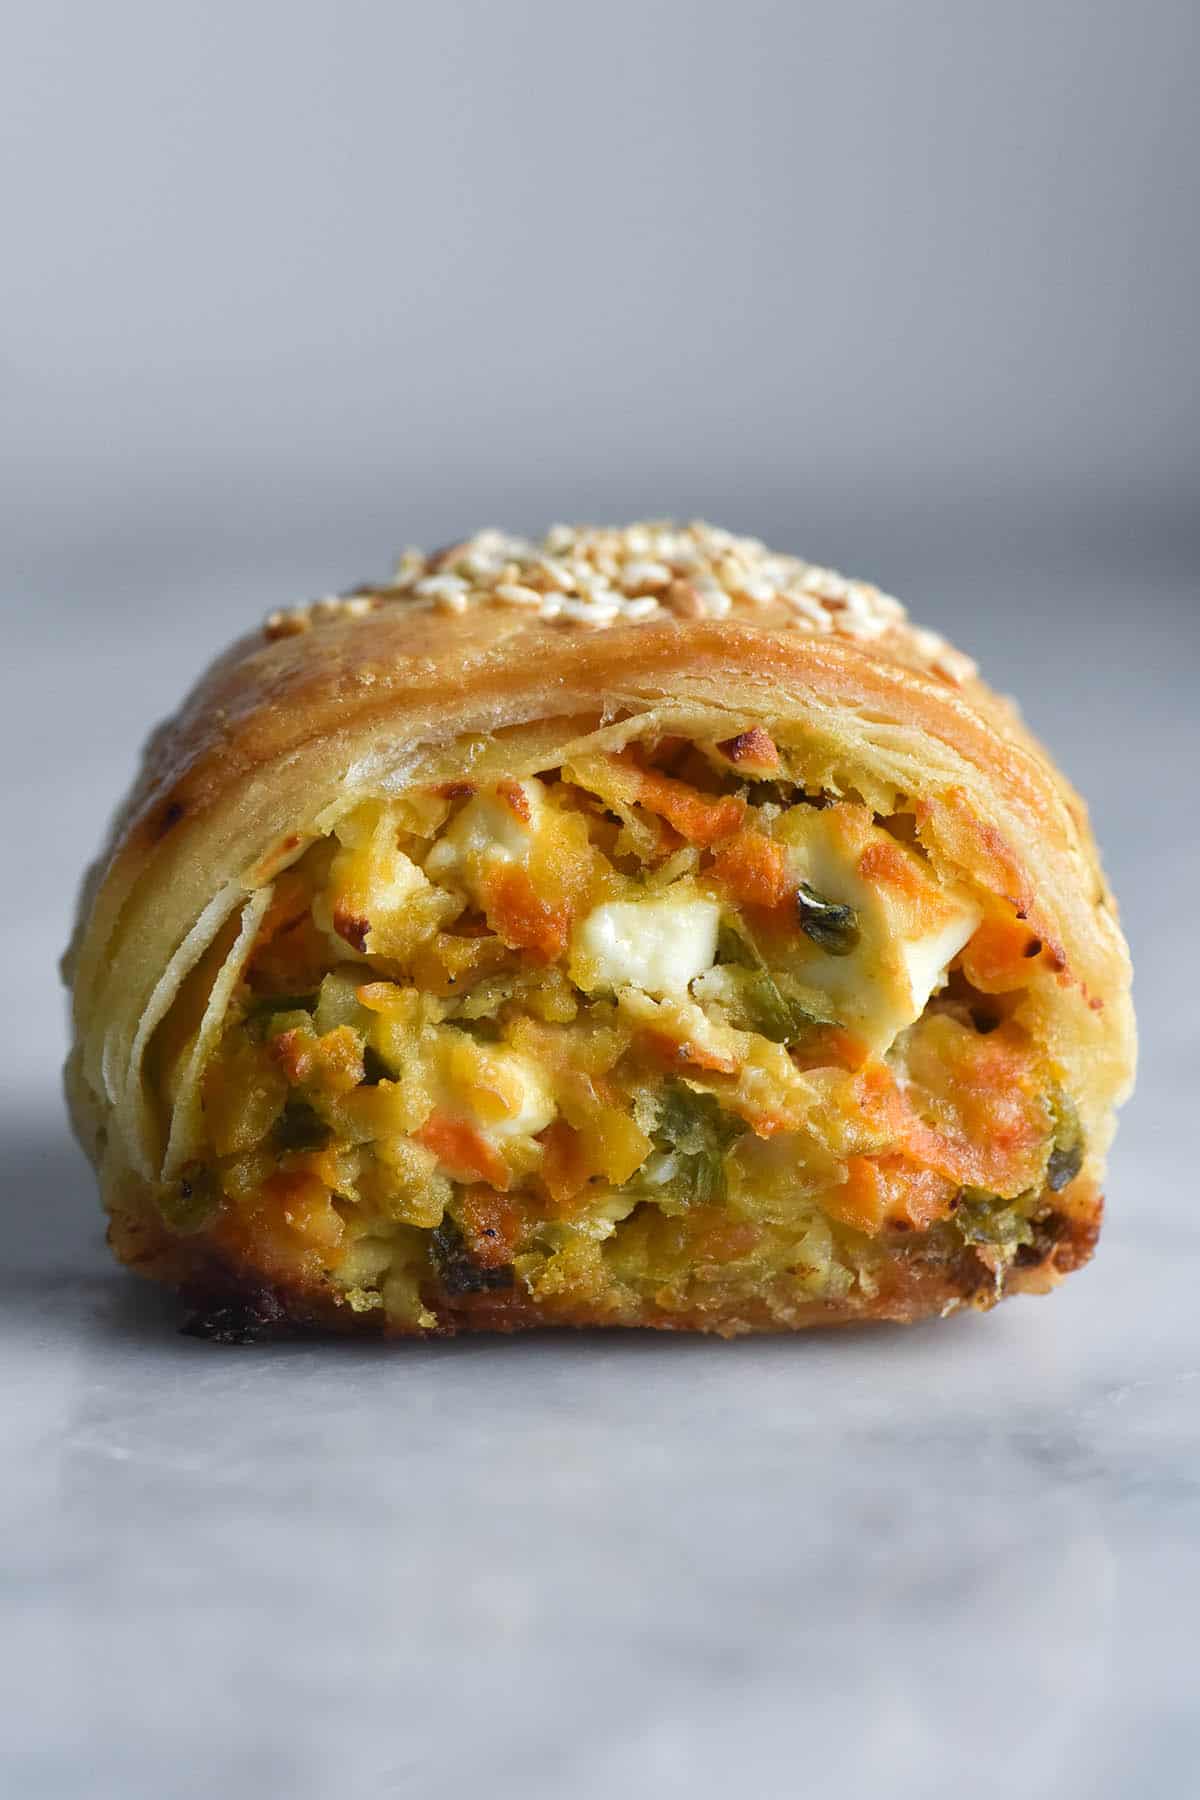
[258,520,978,684]
[264,607,313,640]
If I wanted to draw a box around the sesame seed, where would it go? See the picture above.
[258,518,979,682]
[414,573,469,599]
[560,594,619,626]
[264,608,312,640]
[802,567,850,604]
[781,591,833,631]
[620,559,673,594]
[665,579,705,619]
[391,548,425,587]
[910,627,946,659]
[533,558,573,592]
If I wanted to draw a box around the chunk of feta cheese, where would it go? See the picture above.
[571,895,720,998]
[429,1035,557,1143]
[425,778,544,901]
[315,818,454,961]
[822,896,981,1052]
[775,805,981,1055]
[896,910,981,1025]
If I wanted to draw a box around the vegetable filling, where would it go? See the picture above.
[155,731,1083,1328]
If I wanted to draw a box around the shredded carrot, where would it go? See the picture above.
[270,1027,315,1085]
[456,1186,523,1265]
[960,917,1043,993]
[482,864,571,963]
[745,1112,794,1139]
[856,838,928,901]
[824,1155,957,1236]
[852,1032,1046,1195]
[710,829,793,911]
[415,1114,512,1190]
[788,1027,870,1073]
[615,752,745,846]
[495,778,532,823]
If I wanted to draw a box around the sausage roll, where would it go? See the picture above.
[63,522,1135,1339]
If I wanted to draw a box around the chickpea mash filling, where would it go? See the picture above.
[157,734,1084,1329]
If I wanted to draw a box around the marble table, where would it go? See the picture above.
[4,536,1196,1798]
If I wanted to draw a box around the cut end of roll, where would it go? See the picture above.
[64,523,1134,1338]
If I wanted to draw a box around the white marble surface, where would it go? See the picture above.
[3,532,1197,1798]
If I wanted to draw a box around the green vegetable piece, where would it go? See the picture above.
[656,1081,744,1155]
[795,882,860,955]
[1046,1090,1085,1191]
[689,1148,728,1206]
[743,970,837,1043]
[738,971,795,1043]
[716,922,759,970]
[716,916,837,1042]
[653,1081,745,1207]
[953,1187,1035,1249]
[273,1098,333,1153]
[1046,1143,1083,1192]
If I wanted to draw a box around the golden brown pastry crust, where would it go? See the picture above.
[64,532,1135,1336]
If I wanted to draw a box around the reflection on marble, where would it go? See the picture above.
[2,1108,1198,1799]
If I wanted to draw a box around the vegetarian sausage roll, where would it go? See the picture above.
[64,522,1135,1338]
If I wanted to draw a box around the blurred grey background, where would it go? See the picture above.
[2,5,1199,1797]
[3,0,1198,1080]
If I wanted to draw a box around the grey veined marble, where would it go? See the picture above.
[3,1119,1198,1800]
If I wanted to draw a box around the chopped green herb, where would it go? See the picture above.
[796,883,860,955]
